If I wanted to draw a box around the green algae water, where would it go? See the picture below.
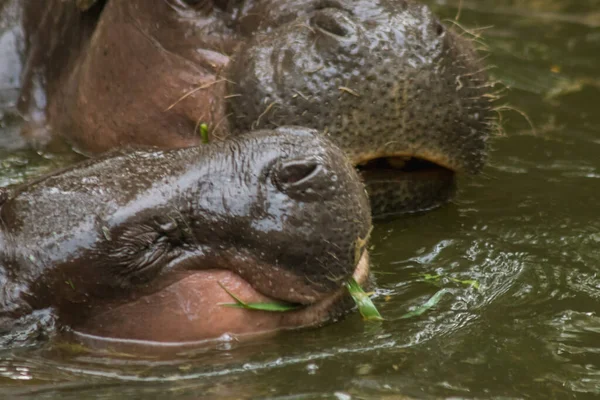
[1,0,600,398]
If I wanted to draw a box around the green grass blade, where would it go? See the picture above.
[449,277,481,291]
[200,123,209,144]
[422,273,442,282]
[346,278,383,321]
[217,282,248,307]
[400,289,450,319]
[218,282,300,312]
[416,272,481,291]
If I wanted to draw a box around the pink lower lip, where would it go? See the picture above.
[72,252,370,346]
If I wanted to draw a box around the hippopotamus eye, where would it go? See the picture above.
[273,159,321,193]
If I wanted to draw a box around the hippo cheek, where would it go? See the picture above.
[73,252,369,343]
[225,1,493,217]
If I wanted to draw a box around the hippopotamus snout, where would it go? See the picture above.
[226,0,493,217]
[0,127,371,343]
[196,126,371,304]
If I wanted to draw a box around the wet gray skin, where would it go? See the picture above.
[6,0,493,219]
[225,0,493,217]
[0,127,371,343]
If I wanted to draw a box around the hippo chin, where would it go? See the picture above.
[9,0,494,217]
[0,127,372,344]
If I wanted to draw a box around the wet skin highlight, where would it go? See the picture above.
[0,127,371,343]
[11,0,494,217]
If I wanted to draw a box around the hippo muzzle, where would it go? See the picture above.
[0,127,371,344]
[225,0,493,217]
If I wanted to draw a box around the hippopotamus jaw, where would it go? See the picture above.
[73,252,370,344]
[188,249,347,305]
[131,243,369,306]
[63,232,371,343]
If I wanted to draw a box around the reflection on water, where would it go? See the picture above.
[1,0,600,398]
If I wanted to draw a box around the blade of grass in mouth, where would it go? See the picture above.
[345,277,383,321]
[218,282,300,312]
[218,279,384,320]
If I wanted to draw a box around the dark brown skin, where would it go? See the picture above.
[0,127,372,344]
[7,0,494,217]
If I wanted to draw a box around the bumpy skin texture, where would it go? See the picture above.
[9,0,493,216]
[226,0,489,173]
[225,0,492,215]
[0,127,371,340]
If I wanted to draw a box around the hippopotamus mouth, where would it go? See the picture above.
[353,153,455,217]
[355,153,454,177]
[355,154,455,190]
[76,251,370,344]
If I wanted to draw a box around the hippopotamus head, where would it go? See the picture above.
[17,0,493,217]
[224,0,492,217]
[0,127,371,343]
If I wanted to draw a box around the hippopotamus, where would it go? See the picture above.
[3,0,493,217]
[0,127,371,343]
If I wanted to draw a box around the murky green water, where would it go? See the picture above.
[1,0,600,398]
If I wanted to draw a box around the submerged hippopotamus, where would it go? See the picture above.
[6,0,493,217]
[0,127,371,343]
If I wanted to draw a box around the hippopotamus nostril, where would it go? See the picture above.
[311,9,354,38]
[435,22,445,36]
[273,159,322,193]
